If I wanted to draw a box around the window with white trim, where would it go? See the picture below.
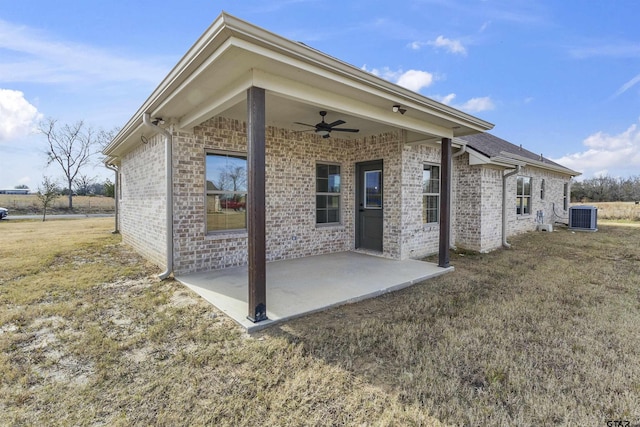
[316,163,341,224]
[206,152,247,232]
[516,176,531,216]
[423,164,440,224]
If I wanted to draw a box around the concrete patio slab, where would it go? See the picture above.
[176,251,452,332]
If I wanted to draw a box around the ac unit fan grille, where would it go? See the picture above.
[569,206,598,231]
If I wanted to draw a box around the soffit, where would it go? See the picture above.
[104,12,493,158]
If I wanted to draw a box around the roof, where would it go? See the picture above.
[104,12,493,162]
[456,132,580,177]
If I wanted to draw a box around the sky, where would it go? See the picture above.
[2,0,640,190]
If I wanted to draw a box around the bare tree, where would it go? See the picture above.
[74,174,96,196]
[39,118,111,209]
[36,176,59,222]
[218,164,247,192]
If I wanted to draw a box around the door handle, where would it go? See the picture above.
[359,209,365,212]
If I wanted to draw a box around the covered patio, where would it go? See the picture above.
[176,251,452,332]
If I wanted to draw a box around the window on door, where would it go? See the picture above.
[364,170,382,208]
[423,164,440,224]
[316,163,341,224]
[206,152,247,232]
[516,176,532,216]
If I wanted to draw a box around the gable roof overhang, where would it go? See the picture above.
[104,12,493,160]
[456,133,581,177]
[464,143,580,177]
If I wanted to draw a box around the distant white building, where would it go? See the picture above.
[0,189,30,195]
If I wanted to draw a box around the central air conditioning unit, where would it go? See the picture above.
[569,206,598,231]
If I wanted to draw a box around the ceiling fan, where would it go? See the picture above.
[294,111,359,138]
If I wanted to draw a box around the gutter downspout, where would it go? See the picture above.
[502,165,521,248]
[142,113,173,280]
[105,164,119,234]
[452,144,466,159]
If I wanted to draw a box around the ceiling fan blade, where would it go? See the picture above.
[326,119,345,128]
[331,128,359,133]
[293,122,317,128]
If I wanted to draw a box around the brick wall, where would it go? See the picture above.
[400,144,442,258]
[170,117,405,274]
[119,134,167,267]
[453,153,483,251]
[454,161,572,253]
[118,115,572,272]
[505,166,570,238]
[478,167,504,251]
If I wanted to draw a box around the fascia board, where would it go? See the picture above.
[227,35,492,133]
[467,148,522,168]
[499,151,580,176]
[251,69,453,138]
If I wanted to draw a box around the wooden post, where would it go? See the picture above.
[246,86,267,322]
[438,137,452,268]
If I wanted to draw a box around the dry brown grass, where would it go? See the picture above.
[0,194,114,215]
[1,218,639,426]
[270,224,640,425]
[573,201,640,222]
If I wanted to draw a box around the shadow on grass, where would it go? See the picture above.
[266,226,640,426]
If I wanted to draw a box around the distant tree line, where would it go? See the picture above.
[20,176,115,198]
[572,175,640,202]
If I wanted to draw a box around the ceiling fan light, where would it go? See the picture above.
[316,129,330,136]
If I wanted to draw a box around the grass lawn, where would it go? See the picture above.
[1,218,639,425]
[0,194,114,215]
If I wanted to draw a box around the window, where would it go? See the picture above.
[364,170,382,209]
[563,182,569,210]
[516,176,531,215]
[206,153,247,232]
[316,163,341,224]
[423,164,440,224]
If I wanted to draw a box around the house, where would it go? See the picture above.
[453,132,579,252]
[103,13,578,324]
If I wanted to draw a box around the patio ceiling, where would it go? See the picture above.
[104,12,493,159]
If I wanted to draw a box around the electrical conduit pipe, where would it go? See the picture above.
[502,165,521,248]
[142,113,173,280]
[105,163,119,234]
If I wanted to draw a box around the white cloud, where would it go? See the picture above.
[459,96,495,113]
[0,19,169,85]
[569,41,640,59]
[433,93,457,105]
[479,21,491,33]
[0,89,42,142]
[430,93,495,113]
[427,35,467,55]
[362,66,435,93]
[551,120,640,178]
[410,36,467,55]
[611,72,640,98]
[396,70,434,92]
